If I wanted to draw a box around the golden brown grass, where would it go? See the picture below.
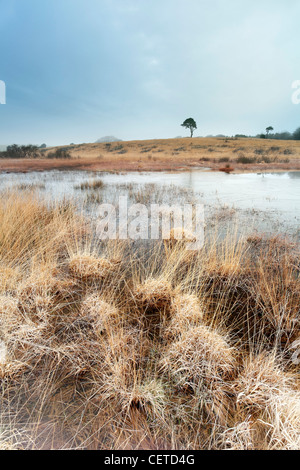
[0,192,299,449]
[1,137,300,173]
[45,137,300,165]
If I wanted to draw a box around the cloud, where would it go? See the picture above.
[0,0,299,144]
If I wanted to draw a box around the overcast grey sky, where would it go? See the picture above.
[0,0,299,145]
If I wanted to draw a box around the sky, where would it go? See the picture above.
[0,0,300,146]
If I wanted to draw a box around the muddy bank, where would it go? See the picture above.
[0,157,300,174]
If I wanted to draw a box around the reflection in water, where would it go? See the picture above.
[287,171,300,179]
[0,170,299,237]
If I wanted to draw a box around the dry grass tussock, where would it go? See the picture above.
[0,192,299,449]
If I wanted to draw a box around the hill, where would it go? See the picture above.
[0,137,299,173]
[95,136,122,143]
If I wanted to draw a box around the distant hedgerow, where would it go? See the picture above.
[47,148,72,159]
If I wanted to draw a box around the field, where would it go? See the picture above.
[0,190,299,450]
[1,137,300,173]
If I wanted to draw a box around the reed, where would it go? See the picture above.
[0,192,299,449]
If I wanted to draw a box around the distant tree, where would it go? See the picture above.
[266,126,274,137]
[5,144,40,158]
[40,143,47,149]
[181,118,197,138]
[293,127,300,140]
[271,131,292,140]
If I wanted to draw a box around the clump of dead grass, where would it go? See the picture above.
[68,254,116,280]
[160,326,237,425]
[222,353,300,450]
[0,192,299,450]
[165,292,203,338]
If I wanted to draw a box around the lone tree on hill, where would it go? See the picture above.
[266,126,274,137]
[181,118,197,138]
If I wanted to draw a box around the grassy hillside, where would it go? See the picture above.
[47,136,300,163]
[1,137,299,173]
